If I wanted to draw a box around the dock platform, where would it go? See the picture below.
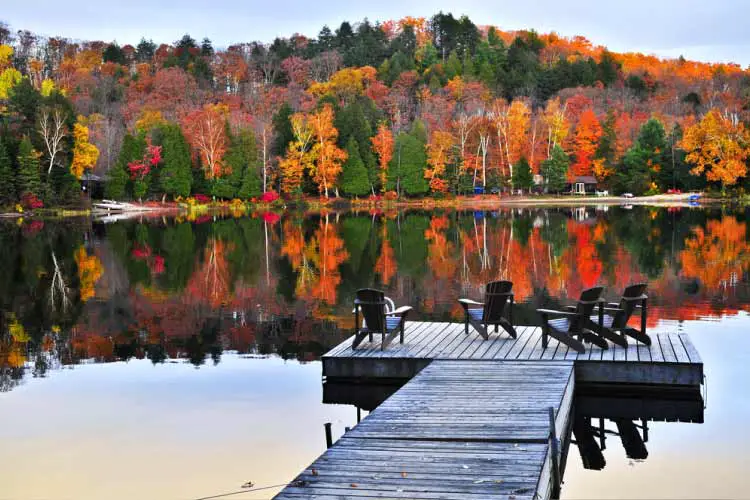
[323,323,702,386]
[276,360,574,500]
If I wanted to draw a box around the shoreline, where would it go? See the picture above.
[0,193,741,220]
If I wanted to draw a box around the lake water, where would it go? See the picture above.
[1,205,748,499]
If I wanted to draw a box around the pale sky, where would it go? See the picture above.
[3,0,749,67]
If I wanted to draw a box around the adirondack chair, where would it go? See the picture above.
[457,281,517,340]
[590,283,651,346]
[351,288,412,350]
[537,287,610,354]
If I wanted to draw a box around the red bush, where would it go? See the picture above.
[260,190,279,203]
[261,211,281,224]
[21,193,44,210]
[193,194,210,203]
[131,245,152,260]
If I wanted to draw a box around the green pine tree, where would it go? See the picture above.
[0,137,16,205]
[340,138,371,197]
[16,136,41,198]
[541,145,569,193]
[232,128,262,199]
[512,156,534,192]
[159,124,192,199]
[389,126,429,196]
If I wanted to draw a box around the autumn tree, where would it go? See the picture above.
[681,109,750,191]
[371,123,394,191]
[308,103,347,197]
[279,112,314,195]
[38,103,69,174]
[182,103,229,180]
[570,109,602,179]
[70,117,100,179]
[425,129,454,193]
[542,97,569,157]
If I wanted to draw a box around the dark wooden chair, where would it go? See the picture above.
[537,286,610,354]
[351,288,412,350]
[590,283,651,346]
[458,280,517,340]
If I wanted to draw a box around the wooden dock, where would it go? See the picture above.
[276,360,574,500]
[323,323,703,386]
[275,322,703,499]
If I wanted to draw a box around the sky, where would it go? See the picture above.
[2,0,750,67]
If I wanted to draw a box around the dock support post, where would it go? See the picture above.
[357,407,361,423]
[549,406,561,499]
[324,422,332,449]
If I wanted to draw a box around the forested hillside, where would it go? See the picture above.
[1,13,749,207]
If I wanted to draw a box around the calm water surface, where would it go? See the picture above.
[1,205,748,499]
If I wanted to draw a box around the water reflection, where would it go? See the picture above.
[570,387,704,473]
[2,206,749,392]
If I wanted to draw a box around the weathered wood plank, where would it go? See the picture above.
[679,333,702,364]
[658,333,678,363]
[670,334,691,363]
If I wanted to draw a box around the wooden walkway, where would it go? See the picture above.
[276,322,703,499]
[323,323,703,386]
[275,361,574,500]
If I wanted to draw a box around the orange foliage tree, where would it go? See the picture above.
[182,103,229,179]
[680,109,750,190]
[570,109,602,179]
[371,123,394,191]
[308,104,347,197]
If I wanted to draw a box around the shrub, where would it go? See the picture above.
[384,191,398,201]
[193,193,210,203]
[260,190,279,203]
[21,193,44,210]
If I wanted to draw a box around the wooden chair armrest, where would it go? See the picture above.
[564,305,577,311]
[387,306,413,316]
[458,298,484,307]
[621,294,648,302]
[537,309,579,317]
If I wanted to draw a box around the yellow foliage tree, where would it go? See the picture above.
[0,44,13,69]
[680,108,750,190]
[0,68,22,100]
[40,78,56,97]
[70,116,100,179]
[135,109,167,133]
[425,130,455,193]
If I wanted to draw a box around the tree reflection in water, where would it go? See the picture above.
[1,206,748,391]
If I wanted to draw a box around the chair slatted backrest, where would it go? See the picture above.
[615,283,648,327]
[356,288,386,333]
[483,280,513,323]
[572,286,604,331]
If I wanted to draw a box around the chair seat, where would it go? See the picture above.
[468,308,484,321]
[590,314,615,328]
[549,318,570,331]
[385,316,401,330]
